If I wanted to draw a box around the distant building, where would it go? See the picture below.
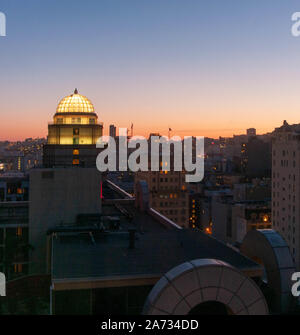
[0,173,29,202]
[233,180,271,202]
[0,201,29,279]
[212,198,271,245]
[247,128,256,137]
[198,188,232,235]
[241,136,271,178]
[212,182,271,245]
[135,170,189,228]
[109,124,116,138]
[189,192,202,230]
[0,138,46,172]
[0,152,25,172]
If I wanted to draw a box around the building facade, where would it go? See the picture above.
[29,168,102,274]
[135,170,189,228]
[109,124,116,138]
[0,201,29,279]
[272,121,300,268]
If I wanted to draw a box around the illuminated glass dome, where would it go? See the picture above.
[56,89,95,114]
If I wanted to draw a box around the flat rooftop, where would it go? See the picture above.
[51,179,262,290]
[52,229,261,286]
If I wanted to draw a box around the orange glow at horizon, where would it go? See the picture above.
[0,116,284,142]
[2,1,300,143]
[1,80,299,142]
[0,122,276,142]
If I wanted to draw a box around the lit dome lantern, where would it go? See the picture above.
[56,88,95,114]
[47,89,103,147]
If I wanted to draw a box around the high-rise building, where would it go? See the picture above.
[272,120,300,268]
[43,89,103,167]
[241,137,271,178]
[189,192,202,230]
[247,128,256,137]
[109,124,116,138]
[135,170,189,228]
[212,197,271,245]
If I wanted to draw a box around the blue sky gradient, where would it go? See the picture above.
[1,0,300,139]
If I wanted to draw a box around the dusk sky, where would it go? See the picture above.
[1,0,300,140]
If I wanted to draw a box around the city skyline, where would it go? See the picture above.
[1,0,300,318]
[1,1,300,140]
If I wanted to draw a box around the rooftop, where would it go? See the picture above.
[52,229,261,285]
[51,180,262,289]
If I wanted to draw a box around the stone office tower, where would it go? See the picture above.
[272,120,300,269]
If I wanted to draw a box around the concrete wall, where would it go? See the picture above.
[212,200,231,243]
[29,168,102,274]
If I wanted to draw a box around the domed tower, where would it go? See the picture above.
[43,89,103,167]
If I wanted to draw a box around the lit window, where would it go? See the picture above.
[73,149,79,155]
[263,215,269,223]
[205,227,212,235]
[17,188,23,194]
[16,227,22,237]
[72,118,81,124]
[14,264,23,273]
[73,159,80,165]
